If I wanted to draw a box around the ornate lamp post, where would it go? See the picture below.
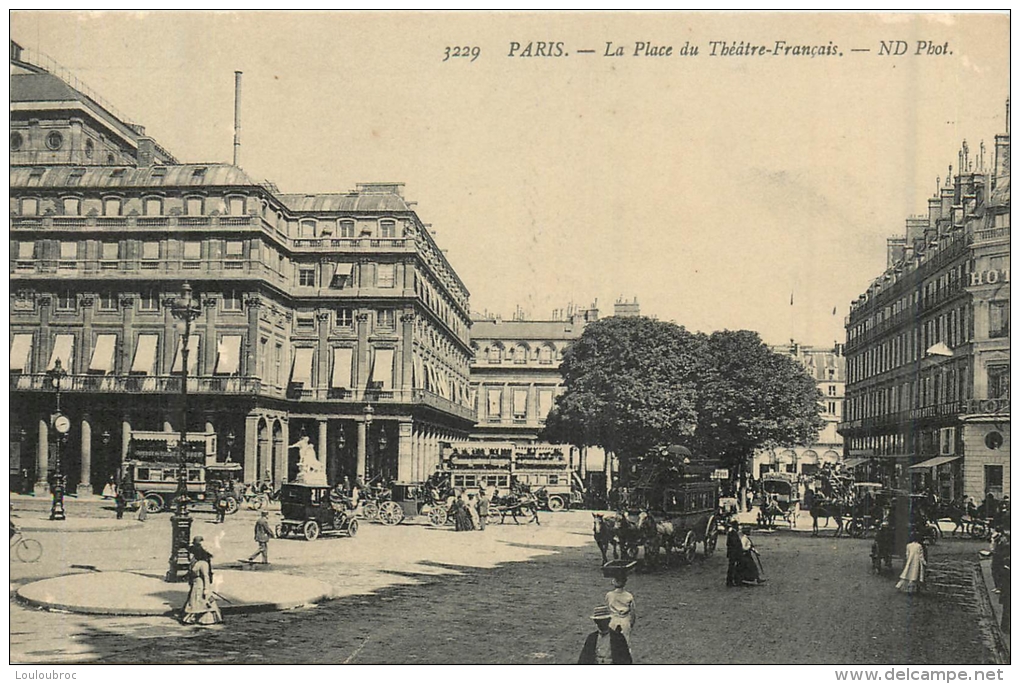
[45,359,70,521]
[166,282,202,583]
[226,431,236,463]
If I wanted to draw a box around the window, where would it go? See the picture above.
[139,290,160,312]
[989,301,1009,339]
[191,168,207,183]
[298,268,316,287]
[144,198,162,216]
[539,346,553,364]
[513,389,528,418]
[227,197,246,216]
[46,130,63,150]
[377,263,396,288]
[338,220,356,238]
[142,241,160,260]
[828,384,836,396]
[225,240,244,258]
[379,219,396,238]
[103,198,121,216]
[84,139,94,158]
[151,167,167,181]
[56,290,76,311]
[985,465,1004,497]
[60,241,78,260]
[101,242,119,261]
[336,308,353,327]
[487,389,502,418]
[488,347,501,364]
[10,132,23,151]
[183,241,201,261]
[513,346,526,364]
[27,169,43,186]
[98,292,117,311]
[21,198,38,215]
[67,169,84,186]
[185,197,203,216]
[18,241,35,260]
[988,366,1010,399]
[827,401,837,414]
[377,310,396,330]
[299,219,317,238]
[62,197,80,215]
[297,316,315,331]
[222,291,243,312]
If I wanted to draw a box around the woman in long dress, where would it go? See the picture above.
[605,576,636,645]
[896,534,927,594]
[181,537,223,625]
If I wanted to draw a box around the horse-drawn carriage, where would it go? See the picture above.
[755,474,799,528]
[594,445,720,569]
[274,483,359,541]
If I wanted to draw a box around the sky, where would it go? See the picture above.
[9,11,1011,348]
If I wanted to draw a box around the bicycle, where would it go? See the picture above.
[10,527,43,563]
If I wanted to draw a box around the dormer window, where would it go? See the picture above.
[110,168,125,179]
[380,219,397,238]
[191,167,207,183]
[67,168,85,186]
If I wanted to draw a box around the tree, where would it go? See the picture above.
[691,330,824,489]
[541,317,704,483]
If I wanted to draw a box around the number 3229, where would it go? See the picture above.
[443,46,480,62]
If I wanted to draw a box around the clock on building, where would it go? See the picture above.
[52,413,71,435]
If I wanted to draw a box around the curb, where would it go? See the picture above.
[972,560,1010,664]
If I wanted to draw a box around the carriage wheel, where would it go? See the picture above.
[347,519,359,538]
[303,520,320,541]
[848,519,865,538]
[969,519,988,540]
[380,502,404,526]
[428,506,448,527]
[224,497,239,515]
[143,495,164,514]
[704,518,719,556]
[925,522,940,545]
[362,502,380,521]
[274,524,285,539]
[681,530,697,565]
[547,496,565,512]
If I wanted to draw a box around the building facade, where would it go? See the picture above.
[9,42,474,495]
[752,341,846,479]
[839,127,1010,502]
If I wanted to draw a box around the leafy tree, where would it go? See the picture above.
[691,330,824,483]
[541,317,704,482]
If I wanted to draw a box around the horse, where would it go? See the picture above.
[613,512,643,560]
[810,499,846,537]
[637,510,675,568]
[593,513,620,564]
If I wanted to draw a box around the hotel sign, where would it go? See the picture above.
[968,269,1010,286]
[962,398,1010,415]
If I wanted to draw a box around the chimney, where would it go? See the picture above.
[137,136,156,168]
[994,132,1010,184]
[233,71,242,167]
[886,236,907,268]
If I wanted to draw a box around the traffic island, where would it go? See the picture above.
[16,570,336,617]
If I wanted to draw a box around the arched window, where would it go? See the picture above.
[379,219,397,238]
[339,219,356,238]
[513,345,527,364]
[299,219,317,238]
[488,346,502,364]
[539,345,554,365]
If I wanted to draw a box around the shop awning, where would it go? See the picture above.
[214,335,242,375]
[513,388,528,415]
[48,334,75,372]
[131,335,159,374]
[412,356,425,390]
[331,347,353,389]
[89,334,117,373]
[842,458,871,469]
[171,335,200,374]
[909,455,962,470]
[370,348,394,390]
[290,348,314,385]
[10,334,33,372]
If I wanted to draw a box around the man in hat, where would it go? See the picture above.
[578,606,633,664]
[725,520,741,587]
[248,510,274,564]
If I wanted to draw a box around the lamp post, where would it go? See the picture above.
[45,359,69,521]
[166,282,202,583]
[226,431,236,463]
[101,430,113,491]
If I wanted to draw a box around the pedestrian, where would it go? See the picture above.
[137,498,148,522]
[248,510,274,564]
[114,489,126,520]
[466,492,480,529]
[992,529,1010,593]
[477,486,490,531]
[1000,543,1011,633]
[577,605,633,664]
[605,575,636,646]
[725,521,741,587]
[737,526,765,586]
[102,476,117,499]
[895,532,927,594]
[181,537,222,626]
[215,487,229,524]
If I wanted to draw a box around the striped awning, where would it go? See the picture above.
[370,348,394,390]
[290,348,314,385]
[89,334,117,373]
[10,334,33,372]
[48,334,75,372]
[131,335,159,374]
[909,456,962,470]
[214,335,242,375]
[842,458,871,469]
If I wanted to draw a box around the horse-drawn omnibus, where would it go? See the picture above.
[120,431,242,514]
[439,441,585,511]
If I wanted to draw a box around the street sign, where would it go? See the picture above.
[711,469,729,480]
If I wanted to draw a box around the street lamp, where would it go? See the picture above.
[166,282,202,583]
[226,431,236,463]
[45,358,70,521]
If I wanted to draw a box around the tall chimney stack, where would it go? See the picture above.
[233,71,242,167]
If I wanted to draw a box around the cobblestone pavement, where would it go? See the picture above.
[9,507,1000,664]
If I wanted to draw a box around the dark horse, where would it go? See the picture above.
[811,498,846,537]
[593,513,619,564]
[592,511,641,564]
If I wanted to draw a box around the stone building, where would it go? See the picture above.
[752,341,846,478]
[839,121,1010,502]
[9,41,474,495]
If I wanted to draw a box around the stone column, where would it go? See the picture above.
[401,313,414,399]
[77,416,92,496]
[243,413,259,483]
[397,419,413,482]
[275,419,289,487]
[34,417,50,496]
[356,312,371,393]
[121,416,131,463]
[356,418,367,481]
[318,419,328,477]
[245,296,261,378]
